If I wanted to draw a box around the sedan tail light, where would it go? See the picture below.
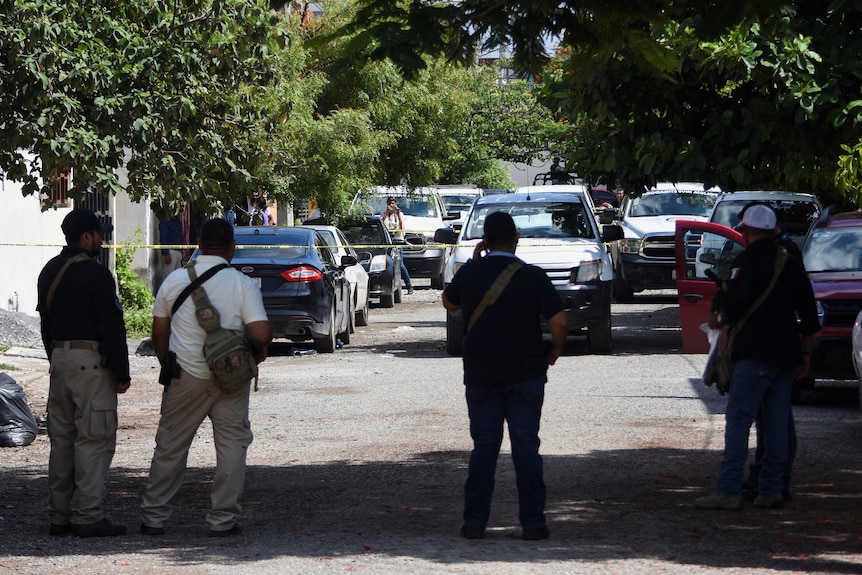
[281,266,323,282]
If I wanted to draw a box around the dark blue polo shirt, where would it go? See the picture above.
[444,253,564,389]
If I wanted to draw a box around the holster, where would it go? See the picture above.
[158,351,180,387]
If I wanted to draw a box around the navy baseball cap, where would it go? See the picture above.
[61,208,113,239]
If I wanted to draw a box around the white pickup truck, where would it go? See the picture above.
[434,189,624,355]
[609,183,721,302]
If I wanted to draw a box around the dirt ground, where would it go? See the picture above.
[1,289,861,575]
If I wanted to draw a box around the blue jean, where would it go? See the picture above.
[717,359,794,500]
[398,248,412,289]
[744,405,796,492]
[463,379,546,529]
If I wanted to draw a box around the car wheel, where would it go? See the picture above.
[355,302,369,327]
[338,300,353,345]
[394,285,402,304]
[446,311,464,356]
[380,292,395,308]
[431,272,445,290]
[587,312,613,354]
[613,269,634,303]
[314,307,337,353]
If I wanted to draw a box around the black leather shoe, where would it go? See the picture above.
[522,525,550,541]
[72,518,128,538]
[140,523,165,536]
[49,523,73,536]
[208,523,241,538]
[459,523,485,539]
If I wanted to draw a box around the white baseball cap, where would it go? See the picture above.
[740,204,777,230]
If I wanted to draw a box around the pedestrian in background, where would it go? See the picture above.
[140,218,272,537]
[158,210,184,277]
[36,208,131,537]
[442,211,567,540]
[382,196,414,295]
[696,205,818,511]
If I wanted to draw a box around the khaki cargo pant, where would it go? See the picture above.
[47,343,118,525]
[140,368,253,531]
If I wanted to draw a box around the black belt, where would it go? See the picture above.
[52,340,99,351]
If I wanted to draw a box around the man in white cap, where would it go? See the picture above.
[695,204,818,511]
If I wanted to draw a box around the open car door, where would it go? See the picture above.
[675,220,746,353]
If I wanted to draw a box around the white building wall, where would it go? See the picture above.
[1,161,154,317]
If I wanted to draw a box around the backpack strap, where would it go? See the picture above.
[467,261,523,333]
[170,263,229,316]
[45,253,92,313]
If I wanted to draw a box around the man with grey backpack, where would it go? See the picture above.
[140,218,271,537]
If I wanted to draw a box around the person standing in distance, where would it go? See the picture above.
[37,208,131,538]
[442,211,568,540]
[696,205,818,511]
[140,218,272,537]
[381,196,414,295]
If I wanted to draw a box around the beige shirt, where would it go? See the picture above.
[153,255,268,379]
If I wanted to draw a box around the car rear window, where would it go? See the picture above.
[363,195,441,218]
[233,233,310,260]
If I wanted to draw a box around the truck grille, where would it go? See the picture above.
[641,235,675,260]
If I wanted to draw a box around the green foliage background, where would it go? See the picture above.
[115,230,154,337]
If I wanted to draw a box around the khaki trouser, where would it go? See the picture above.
[140,368,253,530]
[47,342,118,525]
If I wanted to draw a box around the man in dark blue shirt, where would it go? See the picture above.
[696,205,818,511]
[442,211,567,540]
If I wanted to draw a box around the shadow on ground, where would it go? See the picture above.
[3,434,861,573]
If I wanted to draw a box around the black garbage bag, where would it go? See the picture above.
[0,372,38,447]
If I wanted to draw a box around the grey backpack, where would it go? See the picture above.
[185,266,258,393]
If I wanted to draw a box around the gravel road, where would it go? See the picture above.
[1,284,860,575]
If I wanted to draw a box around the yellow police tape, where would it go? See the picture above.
[1,240,618,250]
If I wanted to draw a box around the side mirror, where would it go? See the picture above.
[598,207,617,225]
[340,254,358,268]
[357,251,372,263]
[391,237,407,246]
[699,252,716,265]
[600,225,624,243]
[434,227,458,245]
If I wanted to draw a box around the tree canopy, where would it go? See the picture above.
[335,1,862,204]
[0,0,297,215]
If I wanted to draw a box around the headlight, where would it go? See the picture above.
[369,255,388,272]
[573,260,602,283]
[620,238,642,254]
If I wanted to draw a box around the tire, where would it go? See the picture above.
[446,311,464,356]
[394,285,403,304]
[613,269,634,303]
[587,312,613,354]
[431,272,445,290]
[314,307,337,353]
[355,302,369,327]
[380,292,395,308]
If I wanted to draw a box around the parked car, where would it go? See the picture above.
[435,191,624,355]
[230,226,354,353]
[853,310,862,411]
[352,186,453,289]
[340,216,404,308]
[610,182,721,302]
[693,191,822,277]
[800,211,862,387]
[303,224,371,328]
